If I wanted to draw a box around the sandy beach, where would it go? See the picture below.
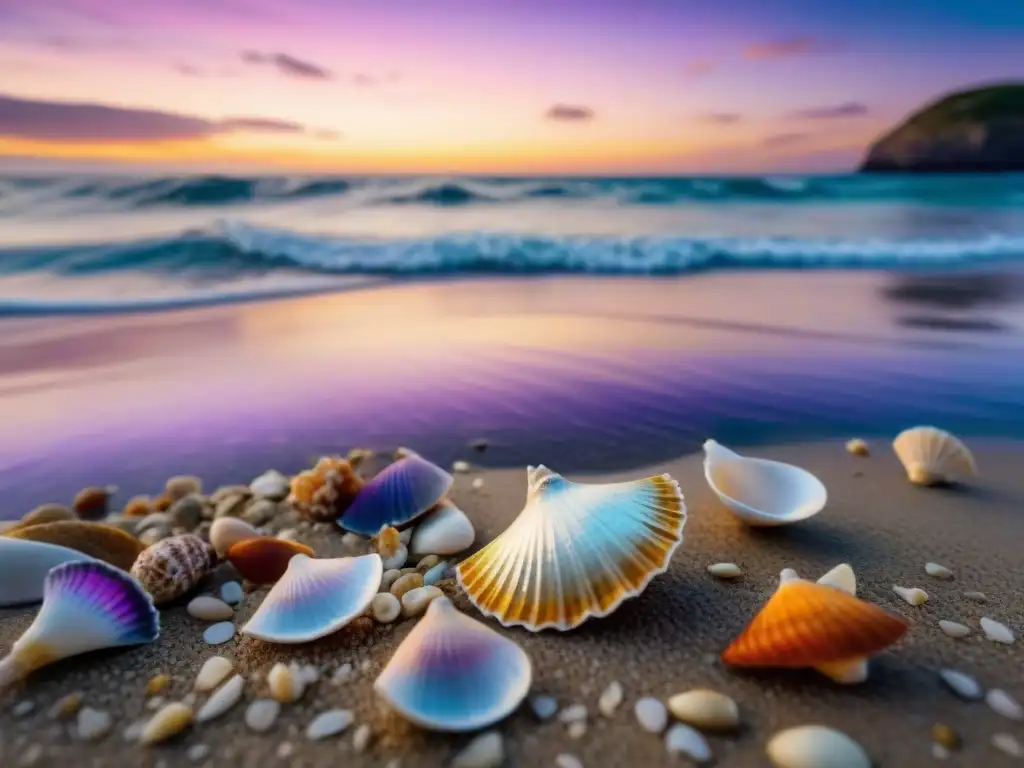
[2,438,1023,767]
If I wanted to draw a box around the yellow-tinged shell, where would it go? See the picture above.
[6,522,144,571]
[288,456,363,522]
[9,504,77,532]
[73,486,117,521]
[893,426,976,486]
[123,496,154,517]
[131,534,214,604]
[140,702,193,745]
[373,526,402,559]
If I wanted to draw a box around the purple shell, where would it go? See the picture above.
[338,456,453,536]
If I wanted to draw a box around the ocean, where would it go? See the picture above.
[2,172,1024,314]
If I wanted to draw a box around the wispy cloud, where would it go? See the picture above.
[241,50,333,80]
[745,36,834,60]
[218,116,305,133]
[699,112,742,125]
[545,104,595,122]
[762,132,809,147]
[682,59,716,77]
[791,102,869,119]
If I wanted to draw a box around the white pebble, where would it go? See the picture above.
[352,723,372,753]
[12,700,34,717]
[76,707,113,741]
[634,697,668,733]
[401,585,444,618]
[766,725,871,768]
[938,620,970,638]
[665,723,712,763]
[964,590,988,602]
[122,720,145,741]
[471,477,484,490]
[932,743,951,760]
[558,703,587,724]
[939,669,983,700]
[250,470,290,500]
[598,681,624,717]
[992,733,1024,758]
[202,622,235,645]
[299,664,321,686]
[194,656,234,691]
[981,617,1015,644]
[187,596,233,622]
[306,709,354,740]
[555,756,584,768]
[209,517,259,558]
[925,562,954,579]
[892,585,929,605]
[332,663,354,685]
[707,562,743,579]
[146,696,165,710]
[567,721,587,739]
[531,695,558,720]
[196,675,244,723]
[277,528,298,542]
[380,569,403,592]
[667,689,740,731]
[399,527,412,545]
[381,543,409,571]
[452,460,471,473]
[276,742,294,759]
[452,731,503,768]
[220,581,244,605]
[245,699,280,733]
[187,744,211,763]
[986,689,1024,721]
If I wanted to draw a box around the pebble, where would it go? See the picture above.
[168,495,205,530]
[981,617,1015,644]
[306,708,354,740]
[766,725,871,768]
[416,554,442,572]
[925,562,954,579]
[197,674,244,723]
[242,499,277,526]
[472,477,484,490]
[214,493,248,519]
[140,702,193,745]
[268,662,305,703]
[209,517,260,558]
[665,723,713,763]
[423,561,450,586]
[932,723,960,750]
[138,527,165,546]
[245,699,280,733]
[18,744,43,766]
[452,460,471,473]
[332,663,354,685]
[250,470,290,500]
[380,569,403,592]
[220,581,244,605]
[892,585,929,605]
[556,756,584,768]
[166,475,202,499]
[187,744,211,763]
[390,572,424,599]
[598,681,624,717]
[452,731,503,768]
[195,656,234,691]
[12,700,34,717]
[277,528,298,541]
[48,692,83,719]
[341,532,364,549]
[559,704,587,723]
[567,721,587,739]
[382,543,409,571]
[76,707,113,741]
[964,590,988,602]
[203,621,235,645]
[122,720,145,741]
[986,689,1024,721]
[939,620,971,639]
[707,562,743,579]
[531,695,558,720]
[187,596,234,622]
[845,438,869,456]
[352,723,372,753]
[147,696,166,711]
[401,585,444,617]
[299,663,321,686]
[932,743,951,760]
[992,733,1024,758]
[635,697,668,733]
[939,669,983,700]
[277,742,295,759]
[667,689,741,731]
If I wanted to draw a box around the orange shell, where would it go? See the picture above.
[6,521,145,571]
[226,536,315,584]
[721,579,908,668]
[123,496,154,518]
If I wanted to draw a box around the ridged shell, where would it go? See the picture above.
[374,596,532,731]
[6,522,145,571]
[131,534,214,604]
[226,537,315,584]
[721,579,908,668]
[893,426,976,486]
[0,538,97,608]
[457,465,686,632]
[289,456,364,522]
[339,455,454,536]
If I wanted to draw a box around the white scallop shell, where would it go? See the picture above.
[456,465,686,632]
[408,501,475,556]
[0,537,97,608]
[703,440,827,527]
[892,426,976,486]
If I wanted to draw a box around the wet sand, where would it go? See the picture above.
[2,439,1023,767]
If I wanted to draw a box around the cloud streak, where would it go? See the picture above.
[745,37,833,60]
[545,104,595,122]
[241,50,333,80]
[699,112,742,125]
[762,132,809,147]
[682,59,716,77]
[791,102,869,119]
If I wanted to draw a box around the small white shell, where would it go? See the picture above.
[702,441,827,527]
[245,699,280,732]
[194,656,234,692]
[986,689,1024,721]
[196,675,244,723]
[939,668,983,700]
[408,501,476,556]
[938,620,970,639]
[707,563,743,579]
[892,426,976,486]
[893,585,928,606]
[634,697,668,733]
[766,725,871,768]
[667,689,740,731]
[665,723,713,763]
[981,617,1015,644]
[925,562,954,579]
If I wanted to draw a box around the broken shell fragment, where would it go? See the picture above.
[893,585,929,606]
[339,455,453,536]
[226,537,315,584]
[893,426,976,486]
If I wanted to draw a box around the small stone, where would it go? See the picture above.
[187,595,234,622]
[986,689,1024,721]
[992,733,1024,758]
[568,721,587,739]
[146,696,166,710]
[209,517,260,558]
[939,669,983,700]
[598,681,624,717]
[220,581,244,605]
[306,709,354,740]
[332,663,354,685]
[665,723,712,763]
[203,621,235,645]
[932,743,951,760]
[845,438,869,456]
[341,532,365,549]
[964,590,988,602]
[122,720,145,741]
[766,725,871,768]
[268,662,305,703]
[707,562,743,579]
[932,724,960,750]
[470,439,488,453]
[196,675,244,723]
[135,512,171,535]
[299,664,321,686]
[76,707,113,741]
[423,561,450,586]
[938,620,970,639]
[370,592,401,624]
[352,723,372,753]
[18,744,43,766]
[146,673,170,695]
[390,572,423,599]
[138,527,165,546]
[559,703,587,723]
[635,697,668,733]
[277,527,298,541]
[452,460,471,473]
[555,756,584,768]
[401,585,444,618]
[12,700,35,717]
[245,699,280,733]
[166,475,202,500]
[277,742,294,759]
[187,744,211,763]
[242,499,277,527]
[531,695,558,720]
[168,495,205,530]
[140,702,193,745]
[892,585,929,605]
[981,617,1015,644]
[381,543,409,570]
[48,692,83,719]
[925,562,954,579]
[250,470,290,501]
[214,492,249,519]
[452,731,503,768]
[380,569,403,592]
[667,689,740,731]
[195,656,234,691]
[416,554,441,571]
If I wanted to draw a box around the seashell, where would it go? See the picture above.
[766,725,871,768]
[981,616,1015,644]
[665,723,712,763]
[251,470,290,501]
[374,596,532,731]
[373,525,402,559]
[166,475,202,500]
[209,517,260,558]
[195,656,234,691]
[131,534,214,604]
[139,701,192,745]
[242,554,382,643]
[306,708,354,740]
[721,578,908,681]
[400,585,444,618]
[6,521,144,571]
[245,699,280,732]
[0,537,98,608]
[707,562,743,579]
[339,455,453,536]
[925,562,954,579]
[370,592,401,623]
[893,585,929,606]
[167,495,204,531]
[226,537,314,584]
[409,501,475,556]
[123,496,153,518]
[893,426,976,486]
[703,440,826,527]
[667,689,740,731]
[452,731,504,768]
[0,560,159,688]
[196,675,244,723]
[939,620,970,638]
[457,465,685,632]
[14,503,76,530]
[187,596,233,622]
[993,733,1024,758]
[289,456,364,523]
[73,485,117,521]
[845,438,869,457]
[986,689,1024,721]
[939,668,983,700]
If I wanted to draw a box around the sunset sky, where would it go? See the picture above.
[1,0,1023,174]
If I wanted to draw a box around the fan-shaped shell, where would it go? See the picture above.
[0,537,97,608]
[374,596,531,731]
[226,537,315,584]
[338,456,453,536]
[130,534,214,605]
[242,554,382,643]
[457,465,686,632]
[892,426,976,486]
[703,440,827,527]
[6,521,144,572]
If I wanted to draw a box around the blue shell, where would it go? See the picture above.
[338,455,453,536]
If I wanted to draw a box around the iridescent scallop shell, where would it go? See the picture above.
[0,538,97,608]
[374,596,531,731]
[242,554,382,643]
[6,521,145,572]
[0,560,159,688]
[130,534,214,605]
[338,455,453,536]
[893,426,976,486]
[226,537,315,584]
[457,465,686,632]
